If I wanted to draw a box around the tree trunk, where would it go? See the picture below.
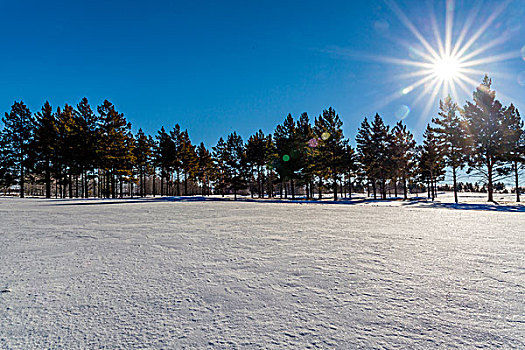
[19,156,24,198]
[430,171,435,201]
[45,161,51,198]
[291,179,295,199]
[394,178,398,197]
[487,160,494,202]
[452,166,458,204]
[513,161,520,202]
[318,178,322,200]
[403,176,407,200]
[333,175,338,201]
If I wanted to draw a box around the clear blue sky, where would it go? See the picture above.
[1,0,524,146]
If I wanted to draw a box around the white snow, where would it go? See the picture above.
[0,196,524,349]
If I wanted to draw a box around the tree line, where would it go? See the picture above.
[1,75,523,203]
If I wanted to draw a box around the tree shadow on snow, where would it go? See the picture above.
[43,196,525,212]
[401,200,525,213]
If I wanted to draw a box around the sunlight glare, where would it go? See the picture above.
[433,56,460,81]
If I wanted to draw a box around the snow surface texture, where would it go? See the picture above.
[0,196,524,349]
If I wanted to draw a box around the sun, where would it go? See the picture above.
[361,0,519,124]
[432,55,460,82]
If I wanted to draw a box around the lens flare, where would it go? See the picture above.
[308,138,319,148]
[321,132,331,140]
[518,71,525,87]
[395,105,411,120]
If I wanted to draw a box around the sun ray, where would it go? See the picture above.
[394,69,435,80]
[445,0,454,56]
[450,4,480,57]
[367,0,515,125]
[453,1,510,59]
[384,0,441,60]
[430,6,445,58]
[454,77,475,99]
[449,77,460,103]
[457,33,511,63]
[419,79,444,127]
[460,51,520,68]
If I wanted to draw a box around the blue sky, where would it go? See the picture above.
[1,0,524,146]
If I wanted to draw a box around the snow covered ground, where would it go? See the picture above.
[0,196,523,349]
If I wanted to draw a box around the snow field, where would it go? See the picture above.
[0,197,523,349]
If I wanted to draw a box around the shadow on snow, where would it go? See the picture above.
[41,195,525,212]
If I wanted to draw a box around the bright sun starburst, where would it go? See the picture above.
[432,55,460,82]
[351,0,521,126]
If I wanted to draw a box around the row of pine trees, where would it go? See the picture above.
[1,75,523,203]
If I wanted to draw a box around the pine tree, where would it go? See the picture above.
[341,144,358,199]
[33,102,57,198]
[419,125,445,201]
[462,76,514,202]
[356,117,375,198]
[246,130,269,198]
[196,142,213,195]
[180,130,197,195]
[97,100,134,198]
[0,132,16,194]
[155,127,175,196]
[1,101,34,197]
[370,114,392,199]
[212,137,228,196]
[431,96,468,203]
[273,114,301,199]
[391,120,416,200]
[296,113,315,199]
[169,125,184,196]
[224,132,248,199]
[502,104,524,202]
[313,107,346,200]
[134,128,153,197]
[76,97,99,197]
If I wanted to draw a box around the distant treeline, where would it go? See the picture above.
[1,75,523,203]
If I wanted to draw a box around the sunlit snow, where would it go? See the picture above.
[1,195,523,348]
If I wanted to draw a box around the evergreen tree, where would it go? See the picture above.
[391,120,416,200]
[356,117,376,198]
[212,137,228,196]
[134,128,153,197]
[432,96,468,203]
[296,113,315,199]
[462,75,514,202]
[1,101,34,197]
[224,132,248,199]
[97,100,134,198]
[273,114,302,199]
[313,107,346,200]
[155,126,175,196]
[0,132,16,193]
[169,125,184,195]
[370,114,392,199]
[246,130,268,198]
[196,142,214,195]
[502,104,524,202]
[341,144,358,198]
[33,101,57,198]
[419,125,445,201]
[180,130,197,195]
[76,97,99,197]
